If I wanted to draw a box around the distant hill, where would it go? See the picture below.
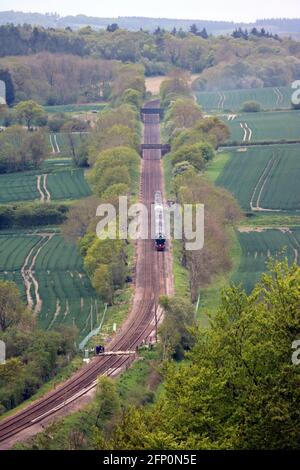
[0,11,299,37]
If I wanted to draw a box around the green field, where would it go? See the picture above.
[0,159,91,203]
[48,132,87,156]
[223,110,300,143]
[197,86,292,112]
[0,231,100,339]
[216,144,300,212]
[233,228,300,293]
[45,103,107,113]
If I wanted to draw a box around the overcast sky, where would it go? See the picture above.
[0,0,299,22]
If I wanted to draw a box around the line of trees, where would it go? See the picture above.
[160,75,242,300]
[232,27,281,41]
[1,24,300,83]
[0,203,68,229]
[63,79,144,304]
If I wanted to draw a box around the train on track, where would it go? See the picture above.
[154,190,166,251]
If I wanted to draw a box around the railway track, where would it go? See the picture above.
[0,102,172,449]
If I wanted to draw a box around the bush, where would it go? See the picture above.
[241,101,261,112]
[0,202,68,228]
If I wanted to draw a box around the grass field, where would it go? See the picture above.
[223,110,300,143]
[48,132,86,156]
[233,228,300,293]
[45,103,107,113]
[0,159,91,203]
[216,144,300,212]
[0,230,100,339]
[197,86,292,112]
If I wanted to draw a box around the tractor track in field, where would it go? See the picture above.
[250,151,282,212]
[218,91,226,109]
[274,87,284,106]
[240,122,253,142]
[21,234,55,314]
[0,100,174,449]
[36,174,51,202]
[49,134,60,154]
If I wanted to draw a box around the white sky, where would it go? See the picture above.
[0,0,299,22]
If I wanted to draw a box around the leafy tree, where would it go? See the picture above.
[25,129,48,168]
[92,264,114,304]
[94,377,121,428]
[121,88,142,110]
[194,117,230,148]
[102,260,300,450]
[88,146,140,196]
[165,98,202,135]
[62,197,99,243]
[171,142,214,171]
[15,100,45,130]
[159,296,196,360]
[101,183,130,206]
[160,75,190,107]
[0,281,30,332]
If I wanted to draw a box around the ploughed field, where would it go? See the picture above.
[196,86,292,112]
[0,230,99,339]
[233,228,300,293]
[0,159,91,203]
[222,110,300,143]
[216,144,300,212]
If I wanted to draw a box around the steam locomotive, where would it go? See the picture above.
[154,191,166,251]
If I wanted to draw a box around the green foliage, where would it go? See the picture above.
[88,146,140,198]
[0,202,68,228]
[0,280,30,332]
[159,296,196,360]
[160,76,191,107]
[103,261,300,450]
[165,97,202,134]
[0,280,77,413]
[14,100,46,130]
[88,105,140,162]
[0,126,48,173]
[171,142,214,171]
[84,238,127,304]
[121,88,143,110]
[241,100,261,112]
